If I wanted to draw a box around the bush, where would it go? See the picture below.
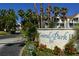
[22,40,77,56]
[36,44,53,56]
[36,47,53,56]
[23,41,37,56]
[39,44,46,48]
[34,41,39,47]
[53,46,62,56]
[64,41,77,56]
[22,42,54,56]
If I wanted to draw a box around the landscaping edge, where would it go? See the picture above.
[19,45,26,56]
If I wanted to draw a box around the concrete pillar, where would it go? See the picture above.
[64,20,67,28]
[67,19,70,28]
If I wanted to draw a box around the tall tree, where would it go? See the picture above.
[18,9,25,25]
[0,9,7,31]
[46,3,52,28]
[18,9,38,41]
[0,9,17,31]
[60,7,68,28]
[60,8,68,20]
[53,7,60,17]
[53,7,60,28]
[6,9,17,32]
[18,9,37,29]
[34,3,40,28]
[40,3,44,28]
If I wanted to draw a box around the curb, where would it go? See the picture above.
[19,45,26,56]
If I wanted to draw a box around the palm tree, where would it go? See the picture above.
[46,3,52,28]
[34,3,40,28]
[18,9,25,18]
[53,7,60,17]
[53,7,60,28]
[18,9,28,29]
[18,9,39,41]
[60,7,68,28]
[32,12,38,27]
[18,9,25,25]
[40,3,44,28]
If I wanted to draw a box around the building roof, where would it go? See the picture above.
[67,13,79,19]
[51,13,79,21]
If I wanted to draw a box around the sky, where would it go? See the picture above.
[0,3,79,23]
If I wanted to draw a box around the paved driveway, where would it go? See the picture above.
[0,35,25,56]
[0,43,24,56]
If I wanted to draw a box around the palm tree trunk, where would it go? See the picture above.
[40,3,44,28]
[40,15,43,28]
[34,3,40,28]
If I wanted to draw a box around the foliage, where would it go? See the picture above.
[18,9,38,28]
[22,40,77,56]
[53,46,62,56]
[22,24,38,41]
[73,23,79,54]
[18,9,39,41]
[53,7,60,17]
[36,47,53,56]
[18,9,25,18]
[49,21,56,28]
[22,42,54,56]
[0,9,17,31]
[64,39,77,56]
[39,44,46,48]
[24,41,37,56]
[60,8,68,16]
[74,23,79,40]
[19,9,40,56]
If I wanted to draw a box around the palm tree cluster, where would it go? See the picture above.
[34,3,68,28]
[18,4,68,29]
[0,4,68,32]
[0,9,17,32]
[18,9,38,29]
[18,9,39,41]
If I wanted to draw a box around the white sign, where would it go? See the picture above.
[37,28,76,49]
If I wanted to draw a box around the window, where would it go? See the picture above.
[73,18,78,22]
[54,18,59,22]
[69,23,73,28]
[60,23,64,28]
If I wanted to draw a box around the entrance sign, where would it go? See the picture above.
[37,28,76,49]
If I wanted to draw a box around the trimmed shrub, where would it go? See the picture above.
[22,42,54,56]
[36,44,53,56]
[64,42,77,56]
[53,46,62,56]
[39,44,46,48]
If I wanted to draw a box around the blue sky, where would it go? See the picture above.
[0,3,79,23]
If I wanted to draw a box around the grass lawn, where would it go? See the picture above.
[0,31,8,36]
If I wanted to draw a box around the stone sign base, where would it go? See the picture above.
[37,28,76,50]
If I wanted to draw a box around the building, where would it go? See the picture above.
[44,13,79,28]
[16,23,22,30]
[53,13,79,28]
